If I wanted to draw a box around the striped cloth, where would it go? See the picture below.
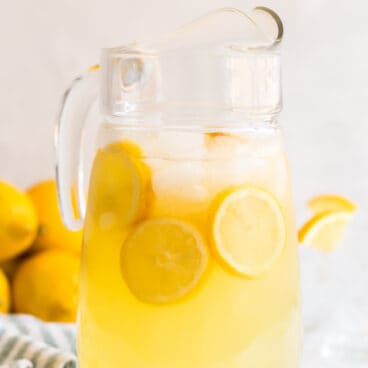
[0,314,76,368]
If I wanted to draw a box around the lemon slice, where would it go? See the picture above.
[307,194,356,215]
[121,218,208,304]
[298,211,352,252]
[88,141,151,230]
[211,186,286,277]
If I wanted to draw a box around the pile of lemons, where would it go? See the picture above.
[0,180,81,322]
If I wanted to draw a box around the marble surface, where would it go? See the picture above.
[1,1,368,366]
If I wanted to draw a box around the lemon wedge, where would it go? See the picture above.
[87,141,151,230]
[298,211,352,252]
[307,194,356,215]
[121,218,207,304]
[211,186,286,277]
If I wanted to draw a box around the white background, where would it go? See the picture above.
[1,1,368,365]
[1,0,366,214]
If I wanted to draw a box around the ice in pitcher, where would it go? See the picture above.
[78,124,301,368]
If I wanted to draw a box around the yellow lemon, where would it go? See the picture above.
[12,250,80,322]
[0,181,37,261]
[298,211,352,252]
[121,218,208,304]
[27,180,82,254]
[307,194,356,215]
[87,141,151,231]
[210,186,286,277]
[0,269,10,313]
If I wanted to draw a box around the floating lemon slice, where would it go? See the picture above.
[88,141,151,230]
[307,194,356,215]
[121,218,208,304]
[298,211,352,252]
[211,186,286,277]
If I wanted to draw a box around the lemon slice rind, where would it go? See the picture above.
[298,210,352,252]
[211,186,286,278]
[307,195,356,215]
[88,140,151,230]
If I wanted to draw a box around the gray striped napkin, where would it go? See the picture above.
[0,314,76,368]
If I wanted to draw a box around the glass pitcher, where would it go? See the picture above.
[56,7,301,368]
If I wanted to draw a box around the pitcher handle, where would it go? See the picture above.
[55,67,100,231]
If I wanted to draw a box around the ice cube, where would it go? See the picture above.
[207,152,288,201]
[155,131,207,159]
[205,132,250,158]
[152,160,208,202]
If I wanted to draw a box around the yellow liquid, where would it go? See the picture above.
[78,126,301,368]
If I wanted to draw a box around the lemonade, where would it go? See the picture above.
[54,9,301,366]
[78,123,301,368]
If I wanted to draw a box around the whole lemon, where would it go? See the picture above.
[27,180,82,254]
[12,250,80,322]
[0,181,38,261]
[0,269,10,313]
